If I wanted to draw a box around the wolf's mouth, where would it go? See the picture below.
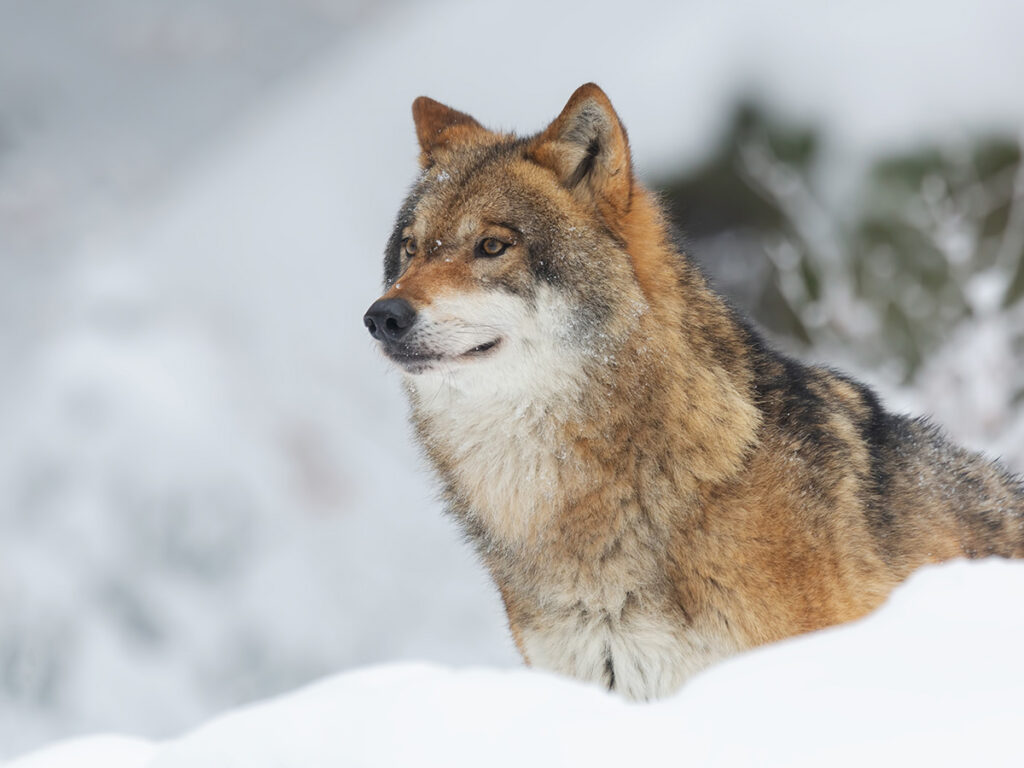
[461,338,500,357]
[386,349,441,365]
[383,338,502,373]
[382,347,440,375]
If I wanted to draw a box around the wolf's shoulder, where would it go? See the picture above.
[728,314,908,453]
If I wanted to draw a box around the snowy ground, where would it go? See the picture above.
[9,560,1024,767]
[2,0,1023,758]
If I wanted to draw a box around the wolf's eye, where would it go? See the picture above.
[402,238,418,257]
[477,238,509,258]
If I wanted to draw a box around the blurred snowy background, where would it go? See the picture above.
[1,0,1022,757]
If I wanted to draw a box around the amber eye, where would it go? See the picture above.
[477,237,508,258]
[402,238,418,257]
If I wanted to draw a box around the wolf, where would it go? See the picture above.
[363,83,1024,701]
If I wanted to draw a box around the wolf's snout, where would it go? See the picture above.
[364,297,417,342]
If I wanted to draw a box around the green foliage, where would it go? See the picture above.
[655,103,1024,389]
[658,100,815,238]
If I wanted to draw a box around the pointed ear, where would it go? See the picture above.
[412,96,487,167]
[529,83,633,216]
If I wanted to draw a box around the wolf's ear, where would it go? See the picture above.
[412,96,486,167]
[529,83,633,216]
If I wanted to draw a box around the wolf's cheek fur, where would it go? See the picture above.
[407,286,590,394]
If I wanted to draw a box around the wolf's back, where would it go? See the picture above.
[747,334,1024,576]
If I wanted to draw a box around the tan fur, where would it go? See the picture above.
[368,83,1024,700]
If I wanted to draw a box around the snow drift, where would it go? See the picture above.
[9,559,1024,767]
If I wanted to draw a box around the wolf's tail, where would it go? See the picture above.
[934,429,1024,560]
[894,418,1024,562]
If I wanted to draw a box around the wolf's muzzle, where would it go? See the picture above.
[364,297,417,343]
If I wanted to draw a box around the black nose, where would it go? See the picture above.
[364,298,417,342]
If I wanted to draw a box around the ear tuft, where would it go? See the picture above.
[412,97,486,166]
[529,83,633,216]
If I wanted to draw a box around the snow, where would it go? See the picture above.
[8,559,1024,767]
[5,737,156,768]
[2,0,1024,758]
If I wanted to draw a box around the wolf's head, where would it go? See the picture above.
[367,84,762,494]
[364,84,674,396]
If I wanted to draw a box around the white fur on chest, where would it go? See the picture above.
[412,380,569,542]
[408,364,731,700]
[520,597,731,701]
[405,288,587,542]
